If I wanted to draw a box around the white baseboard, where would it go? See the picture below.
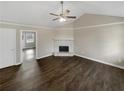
[0,63,21,69]
[36,53,53,59]
[75,54,124,70]
[15,62,22,66]
[54,52,74,56]
[0,54,52,69]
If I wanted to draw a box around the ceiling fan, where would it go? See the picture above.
[49,1,76,22]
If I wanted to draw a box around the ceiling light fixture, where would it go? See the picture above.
[59,17,66,22]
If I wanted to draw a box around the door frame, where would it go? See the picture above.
[20,30,38,63]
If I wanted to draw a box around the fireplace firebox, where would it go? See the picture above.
[59,46,69,52]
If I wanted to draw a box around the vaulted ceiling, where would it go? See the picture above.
[1,1,124,27]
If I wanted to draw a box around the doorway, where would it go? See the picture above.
[20,30,37,63]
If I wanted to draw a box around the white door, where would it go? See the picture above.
[0,28,16,69]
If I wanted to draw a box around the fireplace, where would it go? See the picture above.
[59,46,69,52]
[54,39,74,56]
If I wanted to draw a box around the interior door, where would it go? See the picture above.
[0,28,16,69]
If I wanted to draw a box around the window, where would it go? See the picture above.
[26,32,35,43]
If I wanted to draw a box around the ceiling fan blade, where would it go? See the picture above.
[49,13,59,16]
[66,16,76,19]
[52,18,59,21]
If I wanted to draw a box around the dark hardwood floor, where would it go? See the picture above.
[0,56,124,91]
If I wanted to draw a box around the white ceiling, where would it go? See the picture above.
[1,1,124,27]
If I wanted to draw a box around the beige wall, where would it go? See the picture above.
[53,28,74,40]
[37,29,53,58]
[74,14,124,67]
[53,23,74,40]
[0,23,54,64]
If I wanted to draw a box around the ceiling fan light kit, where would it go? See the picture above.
[49,1,76,22]
[59,17,66,22]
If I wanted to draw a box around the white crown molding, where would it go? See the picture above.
[0,20,74,30]
[53,38,74,41]
[75,21,124,30]
[1,20,124,30]
[53,27,74,30]
[0,21,53,30]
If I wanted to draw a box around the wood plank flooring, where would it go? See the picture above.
[0,56,124,91]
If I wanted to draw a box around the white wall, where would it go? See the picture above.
[52,24,74,56]
[53,28,74,40]
[0,23,54,65]
[2,13,124,69]
[0,22,74,67]
[74,14,124,68]
[37,29,53,58]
